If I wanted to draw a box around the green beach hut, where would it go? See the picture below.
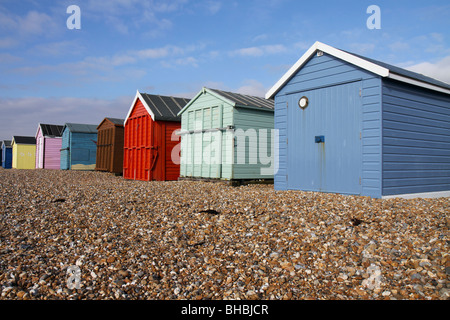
[177,87,275,182]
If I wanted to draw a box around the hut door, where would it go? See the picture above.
[147,116,153,181]
[287,81,362,195]
[38,137,44,168]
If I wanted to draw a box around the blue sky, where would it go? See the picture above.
[1,0,449,140]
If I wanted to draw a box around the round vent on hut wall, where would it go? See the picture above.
[298,96,308,110]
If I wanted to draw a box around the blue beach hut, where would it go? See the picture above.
[60,123,98,170]
[266,41,450,199]
[1,140,13,169]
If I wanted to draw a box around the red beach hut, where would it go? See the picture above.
[123,91,190,181]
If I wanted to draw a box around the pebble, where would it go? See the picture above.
[0,169,448,300]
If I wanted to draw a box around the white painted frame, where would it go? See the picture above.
[124,90,156,125]
[266,41,450,99]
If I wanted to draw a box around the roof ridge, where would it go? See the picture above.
[239,94,274,109]
[208,88,274,110]
[346,51,450,89]
[138,92,190,121]
[266,41,450,98]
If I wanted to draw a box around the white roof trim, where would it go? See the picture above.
[35,123,42,139]
[266,41,411,99]
[177,88,204,116]
[124,90,156,124]
[177,87,236,116]
[388,73,450,95]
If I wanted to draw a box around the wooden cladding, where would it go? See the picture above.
[123,99,181,181]
[96,118,124,174]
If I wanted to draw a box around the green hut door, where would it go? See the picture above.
[184,106,223,179]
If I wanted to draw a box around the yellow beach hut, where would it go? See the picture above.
[12,136,36,169]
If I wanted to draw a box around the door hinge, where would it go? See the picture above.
[359,177,361,185]
[359,132,362,140]
[286,138,288,145]
[359,89,362,97]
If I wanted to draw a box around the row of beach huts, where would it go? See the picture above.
[2,42,450,199]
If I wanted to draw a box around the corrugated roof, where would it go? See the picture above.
[13,136,36,145]
[105,118,125,125]
[40,124,64,137]
[208,88,274,110]
[140,93,190,121]
[64,123,98,133]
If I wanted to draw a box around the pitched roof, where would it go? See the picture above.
[38,123,64,137]
[266,41,450,99]
[125,91,190,124]
[63,123,98,133]
[2,140,11,148]
[12,136,36,145]
[347,51,450,91]
[208,88,274,110]
[105,118,124,125]
[97,117,124,129]
[178,87,274,116]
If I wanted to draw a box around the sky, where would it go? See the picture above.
[0,0,449,141]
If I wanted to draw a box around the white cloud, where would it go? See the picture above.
[389,41,410,52]
[10,44,204,76]
[0,37,18,49]
[0,53,22,64]
[229,44,287,57]
[253,34,268,42]
[0,9,58,37]
[405,55,450,84]
[348,42,376,55]
[233,47,265,57]
[32,41,85,57]
[20,11,57,35]
[175,56,199,67]
[206,1,222,15]
[235,80,267,97]
[0,95,133,140]
[152,0,189,13]
[161,56,199,69]
[135,47,172,60]
[84,0,187,37]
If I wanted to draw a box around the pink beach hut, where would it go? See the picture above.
[35,123,64,169]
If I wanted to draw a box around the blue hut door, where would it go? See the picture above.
[61,132,71,170]
[287,81,362,195]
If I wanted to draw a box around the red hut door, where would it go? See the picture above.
[124,99,155,181]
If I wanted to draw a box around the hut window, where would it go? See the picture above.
[298,96,308,109]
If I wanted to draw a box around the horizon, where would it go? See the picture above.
[1,0,449,140]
